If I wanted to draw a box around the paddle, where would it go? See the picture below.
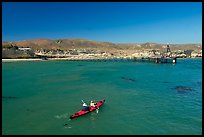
[93,101,99,113]
[81,100,85,104]
[96,107,99,113]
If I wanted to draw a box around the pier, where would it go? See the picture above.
[133,57,177,64]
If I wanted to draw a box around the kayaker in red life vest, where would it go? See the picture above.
[82,102,89,111]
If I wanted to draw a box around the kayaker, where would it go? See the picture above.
[82,103,89,111]
[90,100,96,107]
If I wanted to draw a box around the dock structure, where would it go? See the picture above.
[132,57,177,64]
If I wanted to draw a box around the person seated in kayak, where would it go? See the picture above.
[90,100,97,108]
[82,103,89,111]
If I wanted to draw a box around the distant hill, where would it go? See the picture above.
[2,38,202,52]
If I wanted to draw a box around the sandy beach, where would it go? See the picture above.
[2,56,126,62]
[2,57,100,62]
[2,58,43,62]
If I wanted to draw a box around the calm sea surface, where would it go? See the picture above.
[2,58,202,135]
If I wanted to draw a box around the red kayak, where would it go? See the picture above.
[70,100,105,119]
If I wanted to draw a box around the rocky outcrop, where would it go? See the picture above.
[191,50,202,57]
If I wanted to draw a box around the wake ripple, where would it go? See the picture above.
[54,113,70,119]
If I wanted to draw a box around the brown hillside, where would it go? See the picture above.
[2,38,202,52]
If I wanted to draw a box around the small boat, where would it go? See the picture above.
[70,100,105,119]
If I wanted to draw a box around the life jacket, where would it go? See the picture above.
[90,102,95,107]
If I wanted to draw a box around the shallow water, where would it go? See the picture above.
[2,58,202,135]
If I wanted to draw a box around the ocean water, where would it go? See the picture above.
[2,58,202,135]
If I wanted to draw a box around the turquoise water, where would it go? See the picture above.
[2,58,202,135]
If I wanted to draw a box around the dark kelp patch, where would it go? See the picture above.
[77,64,85,67]
[194,81,202,87]
[163,81,170,84]
[121,77,136,83]
[2,96,18,102]
[2,96,17,99]
[172,86,193,94]
[26,108,35,112]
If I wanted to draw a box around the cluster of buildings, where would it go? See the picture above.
[34,48,112,58]
[34,46,202,59]
[131,49,202,59]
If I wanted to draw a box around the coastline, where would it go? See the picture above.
[2,57,123,62]
[2,57,202,63]
[2,58,43,62]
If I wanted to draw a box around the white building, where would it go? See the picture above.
[18,47,31,51]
